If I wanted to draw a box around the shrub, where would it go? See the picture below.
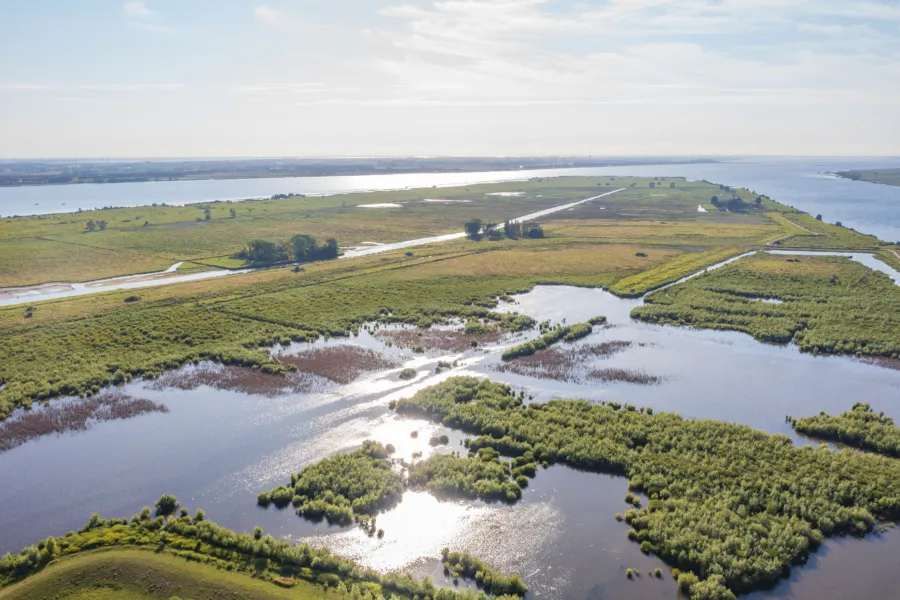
[399,368,417,380]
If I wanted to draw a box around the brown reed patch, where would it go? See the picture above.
[586,368,662,385]
[277,345,400,384]
[494,340,660,385]
[377,328,503,353]
[148,365,325,397]
[0,391,168,453]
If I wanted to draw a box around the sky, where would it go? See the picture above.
[1,0,899,158]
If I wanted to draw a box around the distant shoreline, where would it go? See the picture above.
[0,157,717,188]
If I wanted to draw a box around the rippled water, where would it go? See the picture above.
[1,284,899,599]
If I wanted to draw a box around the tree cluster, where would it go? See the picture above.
[235,234,339,265]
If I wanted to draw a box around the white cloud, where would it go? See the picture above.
[254,5,287,28]
[122,1,154,19]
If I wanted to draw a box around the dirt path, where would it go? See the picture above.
[765,215,822,247]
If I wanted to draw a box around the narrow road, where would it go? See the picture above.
[0,188,627,307]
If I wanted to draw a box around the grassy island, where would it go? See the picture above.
[790,403,900,457]
[0,495,524,600]
[258,441,404,525]
[391,377,900,600]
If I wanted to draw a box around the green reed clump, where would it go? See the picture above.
[392,377,900,599]
[790,402,900,458]
[501,318,596,361]
[440,547,527,597]
[258,441,403,526]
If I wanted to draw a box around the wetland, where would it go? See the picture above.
[2,168,900,600]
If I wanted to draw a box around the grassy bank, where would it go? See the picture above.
[632,253,900,359]
[0,549,327,600]
[0,498,524,600]
[391,378,900,600]
[835,168,900,188]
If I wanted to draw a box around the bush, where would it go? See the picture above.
[123,296,140,303]
[154,494,178,517]
[399,368,417,380]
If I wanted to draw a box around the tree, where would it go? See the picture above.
[318,238,339,259]
[237,240,289,264]
[155,494,178,517]
[755,197,762,206]
[464,219,483,239]
[204,208,211,221]
[85,219,96,232]
[523,222,544,238]
[291,234,319,262]
[836,221,843,227]
[815,214,823,221]
[649,182,655,188]
[710,196,720,206]
[670,182,676,188]
[97,220,107,230]
[230,207,237,218]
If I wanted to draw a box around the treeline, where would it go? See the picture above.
[235,234,339,265]
[258,441,404,525]
[441,548,527,597]
[790,403,900,458]
[391,377,900,600]
[0,494,525,600]
[500,317,601,361]
[463,219,544,241]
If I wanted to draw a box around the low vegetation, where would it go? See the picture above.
[790,403,900,457]
[440,548,527,597]
[0,391,167,453]
[633,253,900,359]
[0,495,524,600]
[500,318,599,361]
[391,377,900,599]
[834,168,900,188]
[258,441,404,526]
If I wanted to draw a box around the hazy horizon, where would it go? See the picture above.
[2,0,899,158]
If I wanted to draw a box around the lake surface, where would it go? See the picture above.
[1,284,899,599]
[2,157,900,242]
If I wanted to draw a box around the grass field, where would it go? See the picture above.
[0,176,854,287]
[633,253,900,357]
[0,550,326,600]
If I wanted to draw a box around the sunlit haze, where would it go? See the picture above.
[2,0,899,157]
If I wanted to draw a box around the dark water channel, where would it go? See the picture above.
[2,282,900,600]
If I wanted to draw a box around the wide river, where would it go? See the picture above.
[2,158,900,600]
[2,156,900,242]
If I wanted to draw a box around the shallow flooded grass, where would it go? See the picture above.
[277,346,400,385]
[0,391,167,453]
[376,328,503,353]
[493,341,658,384]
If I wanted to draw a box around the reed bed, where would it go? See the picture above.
[277,345,399,384]
[494,341,644,383]
[148,365,326,397]
[377,328,503,353]
[0,391,168,453]
[587,368,662,385]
